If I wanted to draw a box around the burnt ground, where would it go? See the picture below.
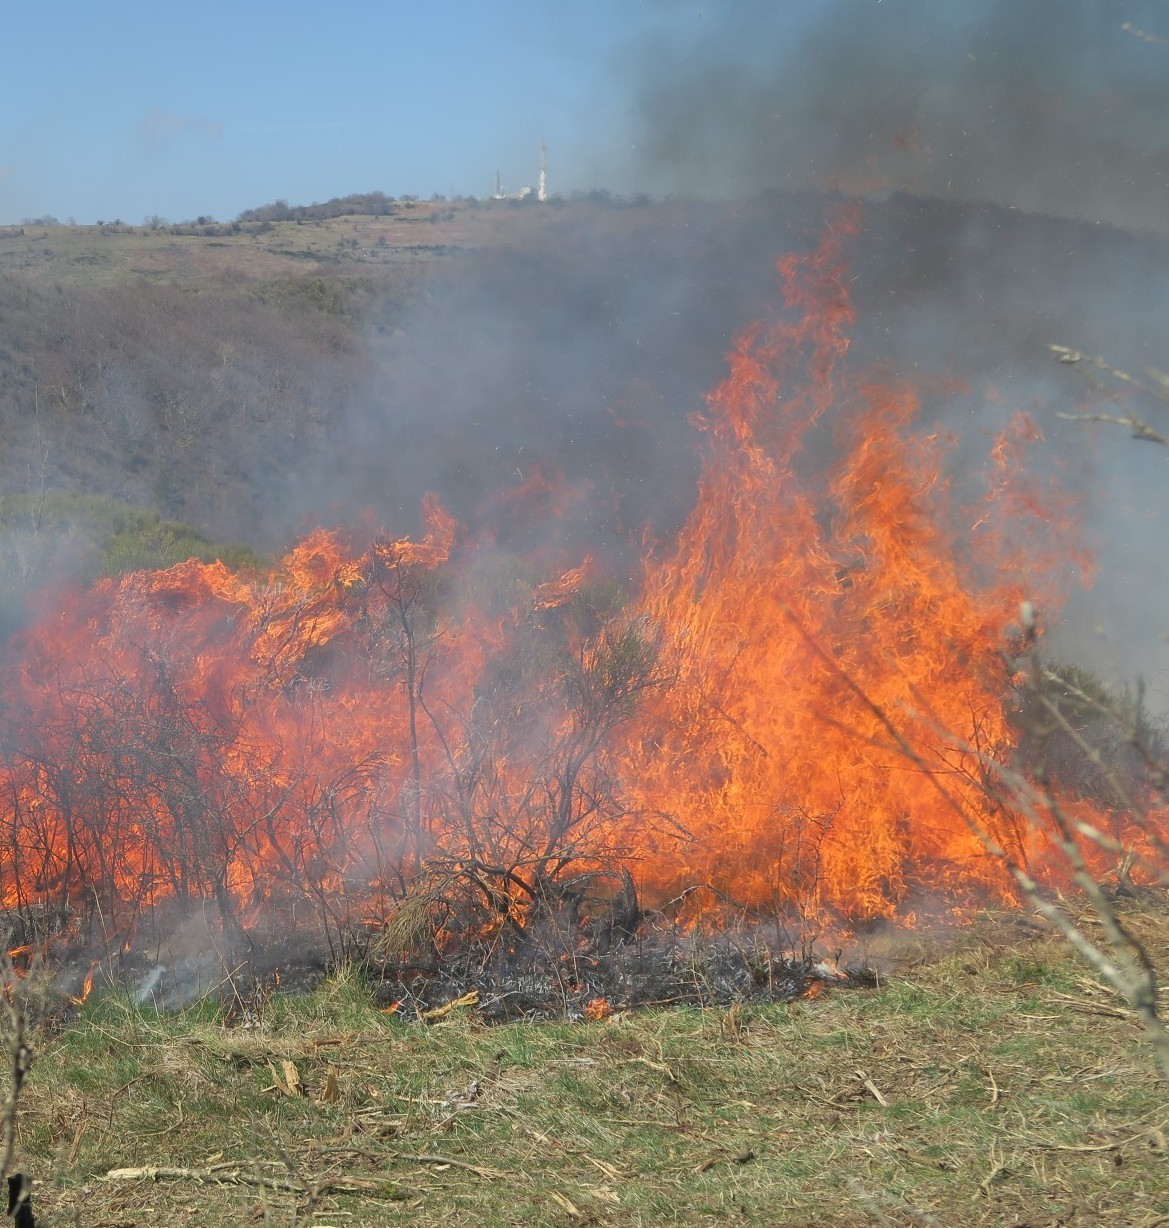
[14,890,1169,1228]
[8,899,870,1025]
[364,927,855,1024]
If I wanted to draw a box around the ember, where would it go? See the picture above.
[582,996,612,1021]
[0,210,1152,973]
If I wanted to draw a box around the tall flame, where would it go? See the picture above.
[0,211,1117,939]
[622,207,1048,918]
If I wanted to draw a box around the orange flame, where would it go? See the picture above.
[0,209,1140,941]
[69,963,97,1006]
[619,206,1083,919]
[583,996,613,1021]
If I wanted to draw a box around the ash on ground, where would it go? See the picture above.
[366,923,866,1023]
[11,902,872,1023]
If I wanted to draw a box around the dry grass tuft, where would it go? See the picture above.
[8,900,1169,1226]
[371,873,458,962]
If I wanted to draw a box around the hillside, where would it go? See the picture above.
[1,191,1168,677]
[0,197,705,547]
[0,200,477,543]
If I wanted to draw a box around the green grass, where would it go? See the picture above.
[10,907,1169,1227]
[0,492,269,642]
[0,491,264,573]
[0,205,520,291]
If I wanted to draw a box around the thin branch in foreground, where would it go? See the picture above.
[779,601,1169,1083]
[1122,20,1169,47]
[1050,344,1169,447]
[103,1164,396,1196]
[1055,411,1168,448]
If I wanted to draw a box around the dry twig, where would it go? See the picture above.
[103,1163,390,1196]
[392,1152,511,1179]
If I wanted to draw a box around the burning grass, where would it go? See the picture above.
[10,900,1169,1227]
[0,204,1166,1168]
[0,205,1134,967]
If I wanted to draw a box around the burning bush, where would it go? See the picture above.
[0,511,674,959]
[0,209,1157,962]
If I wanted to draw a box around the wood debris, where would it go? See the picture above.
[420,990,479,1023]
[102,1164,393,1197]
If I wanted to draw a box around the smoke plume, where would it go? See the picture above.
[620,0,1169,236]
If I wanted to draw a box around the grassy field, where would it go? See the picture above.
[12,901,1169,1227]
[0,201,627,291]
[2,199,1168,1225]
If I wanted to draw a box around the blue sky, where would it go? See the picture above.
[3,1,1165,229]
[0,0,661,224]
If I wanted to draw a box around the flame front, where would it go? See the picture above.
[622,208,1046,919]
[0,214,1114,939]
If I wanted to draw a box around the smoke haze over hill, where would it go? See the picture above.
[3,191,1168,690]
[616,0,1169,235]
[2,2,1169,696]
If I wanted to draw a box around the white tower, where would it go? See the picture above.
[538,140,548,203]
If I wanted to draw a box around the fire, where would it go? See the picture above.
[619,206,1056,919]
[583,996,613,1021]
[69,962,97,1006]
[0,208,1132,945]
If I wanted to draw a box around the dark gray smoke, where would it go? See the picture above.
[246,192,1169,698]
[620,0,1169,235]
[591,0,1169,696]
